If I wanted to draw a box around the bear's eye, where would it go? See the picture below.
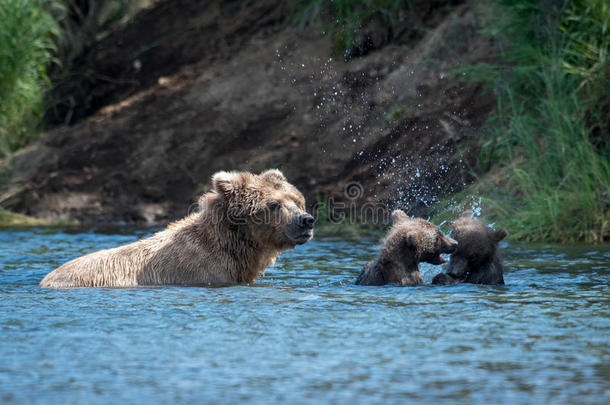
[267,201,282,212]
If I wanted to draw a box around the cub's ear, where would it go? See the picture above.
[461,210,473,218]
[391,209,409,224]
[260,169,286,183]
[493,228,508,242]
[212,171,243,198]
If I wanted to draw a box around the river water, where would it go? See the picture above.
[0,227,608,404]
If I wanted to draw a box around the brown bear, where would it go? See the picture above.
[356,210,458,286]
[40,169,314,288]
[432,211,508,285]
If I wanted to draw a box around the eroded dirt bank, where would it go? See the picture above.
[0,0,496,224]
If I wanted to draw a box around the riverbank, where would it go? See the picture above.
[0,0,495,225]
[1,0,607,242]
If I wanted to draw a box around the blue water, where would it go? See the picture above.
[1,227,609,404]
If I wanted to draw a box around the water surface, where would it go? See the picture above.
[1,228,609,404]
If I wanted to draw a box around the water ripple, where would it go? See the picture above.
[0,229,608,404]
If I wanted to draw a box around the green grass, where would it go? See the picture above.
[0,1,140,157]
[289,0,415,57]
[0,207,77,227]
[313,195,384,239]
[447,0,610,243]
[384,104,404,122]
[0,207,44,226]
[0,0,62,157]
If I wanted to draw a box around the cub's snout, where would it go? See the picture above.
[443,236,458,253]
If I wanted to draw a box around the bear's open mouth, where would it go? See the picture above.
[427,254,446,265]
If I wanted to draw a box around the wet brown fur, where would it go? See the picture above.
[432,211,507,285]
[356,210,458,286]
[40,170,313,288]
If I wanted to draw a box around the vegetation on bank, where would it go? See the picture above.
[0,0,61,156]
[312,195,384,239]
[0,207,60,226]
[0,0,138,158]
[453,0,609,242]
[290,0,402,56]
[289,0,449,57]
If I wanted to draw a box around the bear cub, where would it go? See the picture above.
[356,210,458,286]
[432,211,508,285]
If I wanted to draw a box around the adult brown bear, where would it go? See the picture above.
[40,169,314,288]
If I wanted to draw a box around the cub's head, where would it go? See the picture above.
[383,210,458,265]
[447,211,508,278]
[212,169,314,248]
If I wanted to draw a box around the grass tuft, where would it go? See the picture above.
[0,207,77,227]
[288,0,415,57]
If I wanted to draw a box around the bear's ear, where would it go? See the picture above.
[212,171,243,199]
[391,210,409,224]
[461,210,473,218]
[260,169,286,184]
[492,228,508,242]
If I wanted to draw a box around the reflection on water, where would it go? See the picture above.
[0,228,609,404]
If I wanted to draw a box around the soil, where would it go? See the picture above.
[0,0,497,224]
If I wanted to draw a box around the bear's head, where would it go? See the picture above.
[446,211,508,278]
[211,169,314,248]
[382,210,458,266]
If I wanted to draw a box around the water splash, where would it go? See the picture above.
[275,44,470,218]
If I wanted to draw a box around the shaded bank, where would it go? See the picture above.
[0,0,496,224]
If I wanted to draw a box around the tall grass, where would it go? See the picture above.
[464,0,610,242]
[0,0,62,157]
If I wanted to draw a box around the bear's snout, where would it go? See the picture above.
[298,213,315,230]
[444,237,458,253]
[283,211,315,245]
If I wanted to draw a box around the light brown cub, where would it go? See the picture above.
[356,210,458,286]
